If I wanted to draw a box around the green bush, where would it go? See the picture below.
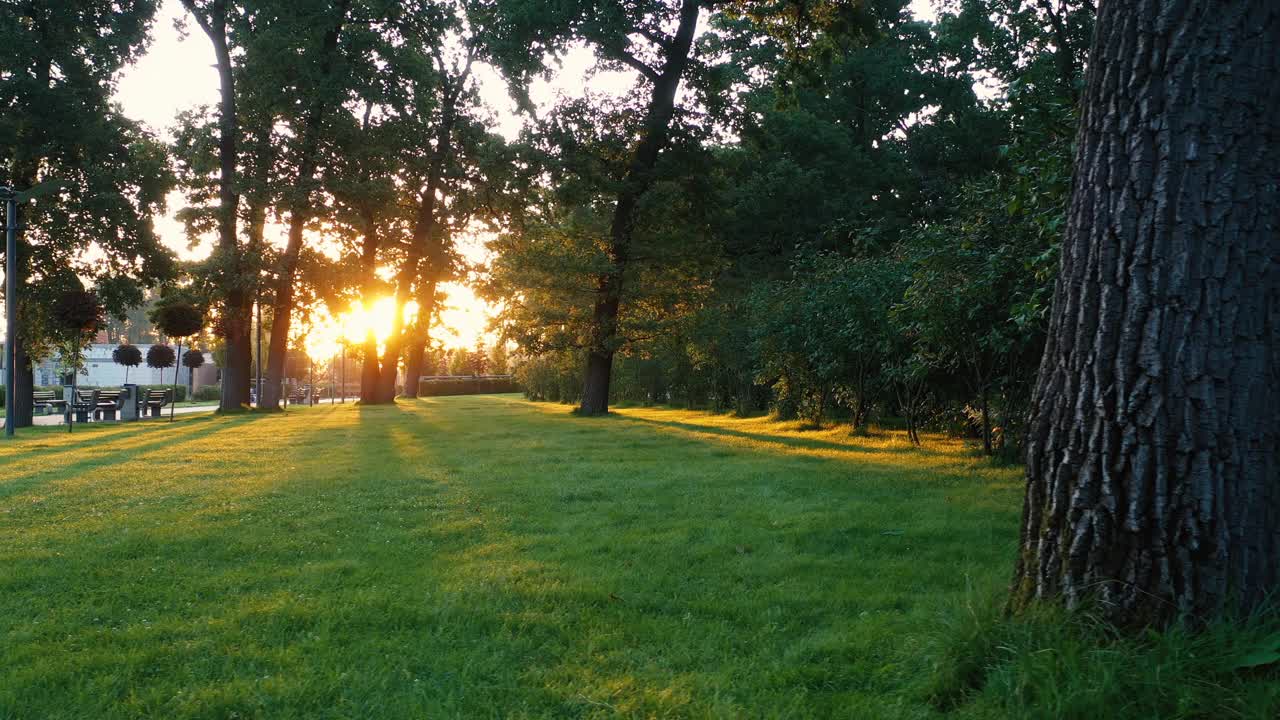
[136,384,187,402]
[193,384,220,401]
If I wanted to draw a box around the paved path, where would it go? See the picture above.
[4,397,355,428]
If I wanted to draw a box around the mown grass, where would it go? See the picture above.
[1,395,1275,719]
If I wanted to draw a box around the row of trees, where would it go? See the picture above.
[494,0,1083,458]
[171,0,513,410]
[6,0,1278,626]
[3,0,531,424]
[493,0,1280,628]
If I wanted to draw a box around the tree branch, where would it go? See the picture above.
[178,0,215,40]
[635,27,671,50]
[604,46,660,83]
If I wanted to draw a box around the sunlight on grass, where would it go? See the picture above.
[0,395,1029,718]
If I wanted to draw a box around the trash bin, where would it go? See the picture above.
[120,384,139,421]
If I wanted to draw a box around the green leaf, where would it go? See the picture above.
[1232,638,1280,670]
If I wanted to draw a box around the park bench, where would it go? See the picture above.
[286,386,306,406]
[32,390,67,415]
[93,389,127,421]
[141,388,172,417]
[67,388,99,424]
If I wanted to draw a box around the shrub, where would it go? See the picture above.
[150,301,205,339]
[51,289,104,335]
[193,384,220,401]
[418,376,518,397]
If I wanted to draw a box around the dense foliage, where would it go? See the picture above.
[1,0,177,424]
[182,349,206,370]
[50,289,105,336]
[146,343,176,370]
[111,344,144,369]
[494,0,1090,455]
[150,300,206,339]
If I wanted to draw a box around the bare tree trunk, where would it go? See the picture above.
[11,336,33,428]
[400,279,437,400]
[578,0,701,415]
[1012,0,1280,625]
[261,209,307,410]
[356,218,382,404]
[980,386,992,456]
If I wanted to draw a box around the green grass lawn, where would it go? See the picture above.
[1,395,1273,718]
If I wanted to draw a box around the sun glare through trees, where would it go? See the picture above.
[1,0,1277,717]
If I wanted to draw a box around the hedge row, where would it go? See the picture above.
[417,377,518,397]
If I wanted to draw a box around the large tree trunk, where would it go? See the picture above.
[11,335,33,428]
[356,216,383,404]
[373,68,465,404]
[260,5,349,410]
[1012,0,1280,625]
[578,0,700,415]
[400,279,437,400]
[261,212,307,410]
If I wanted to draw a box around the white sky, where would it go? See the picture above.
[110,0,938,349]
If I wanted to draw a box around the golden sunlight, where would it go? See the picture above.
[435,282,495,349]
[301,297,420,361]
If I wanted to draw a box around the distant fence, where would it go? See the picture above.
[417,375,519,397]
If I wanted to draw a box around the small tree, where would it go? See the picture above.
[150,301,206,421]
[52,289,104,433]
[469,343,488,376]
[146,344,177,408]
[112,344,143,384]
[447,348,470,377]
[182,349,205,396]
[147,344,176,372]
[487,342,509,375]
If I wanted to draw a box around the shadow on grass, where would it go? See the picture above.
[0,414,264,502]
[0,396,1025,718]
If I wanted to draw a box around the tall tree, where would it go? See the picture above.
[577,0,703,414]
[1,0,175,426]
[258,0,354,410]
[372,31,476,404]
[1011,0,1280,624]
[177,0,258,412]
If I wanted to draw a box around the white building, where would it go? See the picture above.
[32,343,217,388]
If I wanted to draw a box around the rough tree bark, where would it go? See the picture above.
[6,41,49,428]
[578,0,701,415]
[1011,0,1280,624]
